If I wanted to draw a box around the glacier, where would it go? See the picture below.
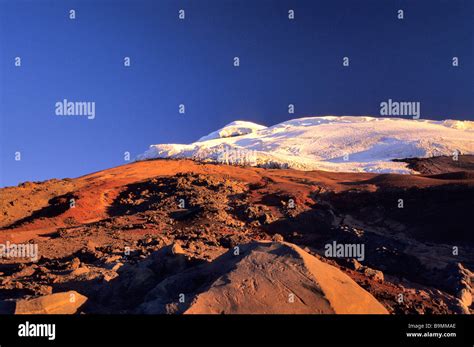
[137,116,474,174]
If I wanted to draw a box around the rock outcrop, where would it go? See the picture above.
[140,241,388,314]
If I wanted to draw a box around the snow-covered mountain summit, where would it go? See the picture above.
[137,116,474,174]
[197,120,267,142]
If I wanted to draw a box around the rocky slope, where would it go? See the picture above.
[0,157,473,314]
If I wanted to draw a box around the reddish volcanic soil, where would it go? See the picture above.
[0,157,473,314]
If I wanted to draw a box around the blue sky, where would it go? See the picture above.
[1,0,473,187]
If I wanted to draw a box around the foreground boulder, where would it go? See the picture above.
[140,241,388,314]
[15,291,87,314]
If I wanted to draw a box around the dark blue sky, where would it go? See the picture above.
[1,0,473,187]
